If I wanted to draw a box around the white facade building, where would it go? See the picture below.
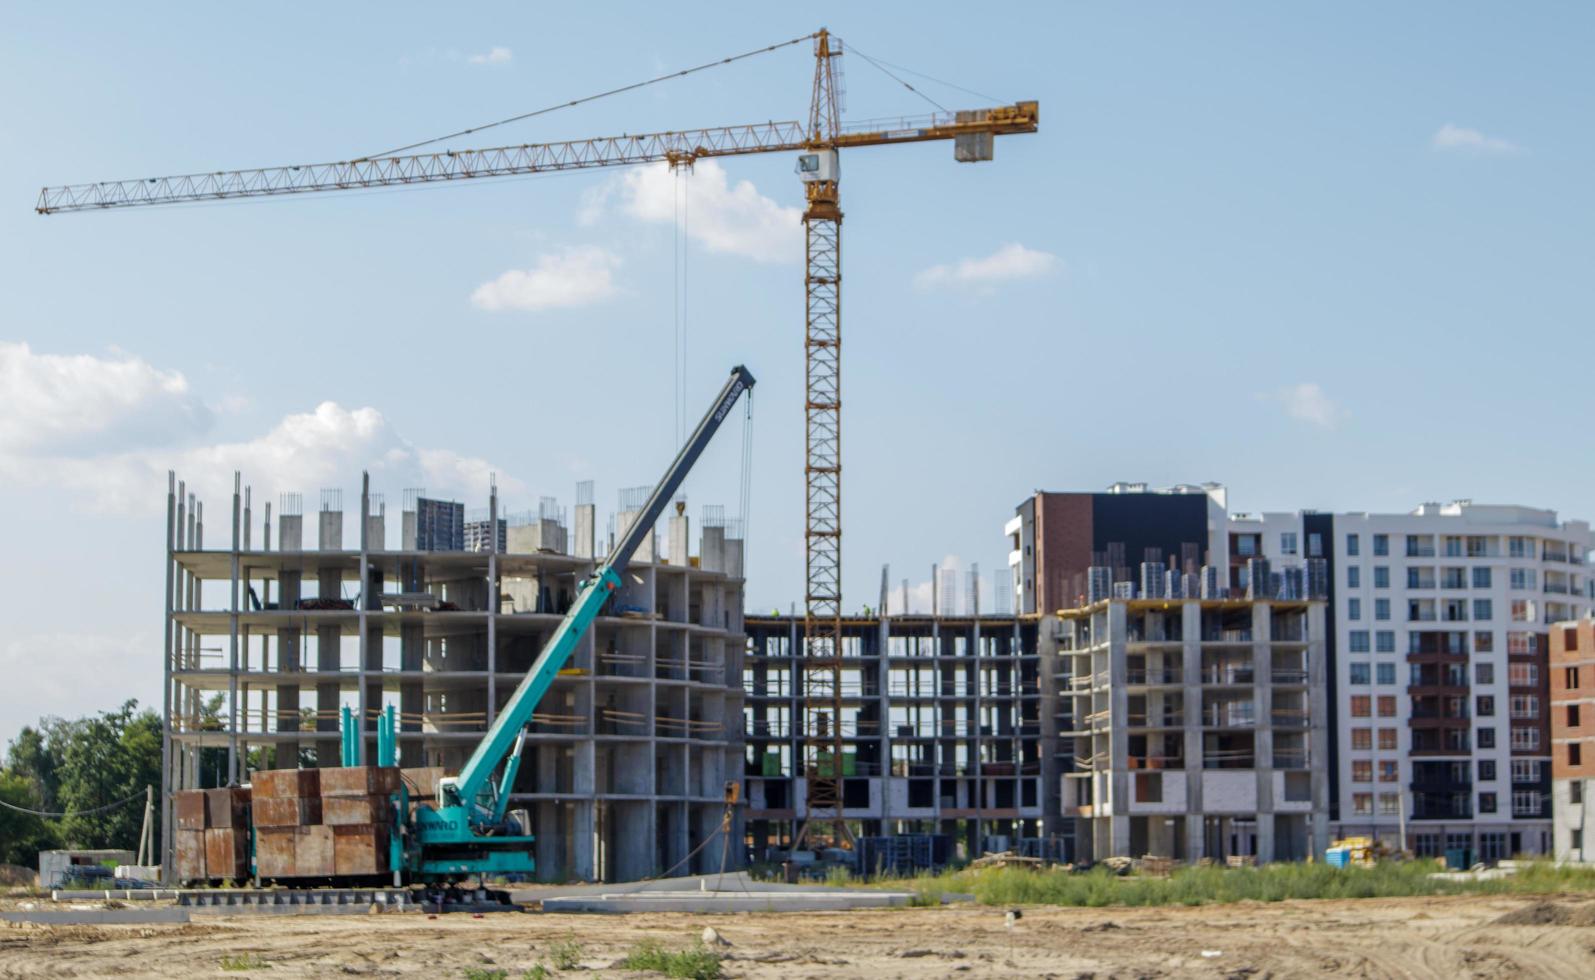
[1232,501,1592,860]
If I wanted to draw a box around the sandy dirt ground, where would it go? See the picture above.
[3,893,1595,978]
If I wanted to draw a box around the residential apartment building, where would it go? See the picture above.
[1234,502,1592,860]
[1006,483,1230,615]
[1054,594,1329,863]
[1009,486,1592,861]
[742,613,1047,862]
[1551,620,1595,863]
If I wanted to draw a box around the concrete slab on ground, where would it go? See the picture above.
[539,888,919,914]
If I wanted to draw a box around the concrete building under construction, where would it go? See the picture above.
[162,471,748,883]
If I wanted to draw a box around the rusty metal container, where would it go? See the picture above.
[253,796,322,827]
[204,828,249,881]
[295,826,336,876]
[252,768,320,799]
[332,825,390,876]
[174,790,207,830]
[323,795,394,827]
[319,766,401,798]
[204,787,250,829]
[255,828,297,878]
[175,829,207,881]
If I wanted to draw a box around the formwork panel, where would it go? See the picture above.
[320,766,401,798]
[204,787,250,829]
[254,797,322,827]
[204,828,249,881]
[254,769,320,799]
[255,829,296,878]
[175,829,206,881]
[295,827,336,877]
[323,795,392,826]
[333,825,391,876]
[174,791,207,830]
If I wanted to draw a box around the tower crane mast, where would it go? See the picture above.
[38,28,1038,854]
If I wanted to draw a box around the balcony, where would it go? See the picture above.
[1270,669,1309,685]
[1126,668,1183,685]
[1410,794,1472,820]
[1201,668,1255,685]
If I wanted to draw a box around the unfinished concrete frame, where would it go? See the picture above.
[1054,597,1331,863]
[162,471,746,883]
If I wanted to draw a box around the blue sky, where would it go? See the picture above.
[1,2,1591,743]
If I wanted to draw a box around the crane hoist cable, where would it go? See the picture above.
[832,39,1009,106]
[365,33,818,159]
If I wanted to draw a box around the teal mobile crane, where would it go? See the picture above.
[362,365,754,887]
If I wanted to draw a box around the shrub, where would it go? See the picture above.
[620,940,722,979]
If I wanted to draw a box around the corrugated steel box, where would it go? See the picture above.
[175,829,206,881]
[323,795,394,827]
[204,787,250,829]
[253,796,322,827]
[401,766,447,800]
[174,790,207,830]
[253,768,320,799]
[204,828,249,881]
[255,828,297,878]
[295,826,336,876]
[332,825,390,876]
[319,766,401,798]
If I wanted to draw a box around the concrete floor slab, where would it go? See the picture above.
[3,909,192,925]
[539,889,917,913]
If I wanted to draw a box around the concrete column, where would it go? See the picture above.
[574,503,596,559]
[668,510,689,566]
[160,473,176,882]
[1307,603,1331,858]
[1253,603,1274,861]
[725,537,745,580]
[279,514,303,551]
[228,473,241,784]
[1182,601,1205,859]
[319,506,342,551]
[700,526,726,574]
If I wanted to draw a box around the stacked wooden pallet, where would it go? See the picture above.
[173,786,251,883]
[254,766,401,880]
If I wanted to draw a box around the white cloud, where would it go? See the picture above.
[585,161,801,264]
[471,245,621,312]
[467,46,513,66]
[1431,123,1521,155]
[0,341,211,455]
[1269,382,1346,429]
[0,345,521,514]
[0,630,160,735]
[915,243,1060,290]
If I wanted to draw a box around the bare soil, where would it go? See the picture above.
[4,893,1595,978]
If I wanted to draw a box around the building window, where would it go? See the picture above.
[1347,533,1360,556]
[1572,779,1583,804]
[1377,695,1396,718]
[1479,727,1496,749]
[1511,760,1542,782]
[1477,662,1495,685]
[1373,534,1389,557]
[1308,532,1323,558]
[1376,663,1396,685]
[1350,695,1371,718]
[1375,630,1395,653]
[1379,760,1399,782]
[1568,666,1581,690]
[1508,662,1538,686]
[1512,791,1541,817]
[1473,599,1493,621]
[1352,793,1373,815]
[1442,567,1467,589]
[1509,536,1534,559]
[1475,631,1494,653]
[1378,793,1400,815]
[1572,743,1583,767]
[1347,566,1361,588]
[1571,704,1582,728]
[1374,566,1389,589]
[1510,727,1540,751]
[1472,566,1492,588]
[1375,598,1391,621]
[1350,662,1371,685]
[1479,759,1496,782]
[1348,598,1362,621]
[1281,532,1298,556]
[1407,535,1435,558]
[1479,792,1497,813]
[1509,695,1539,720]
[1351,727,1372,750]
[1510,600,1533,623]
[1476,695,1495,717]
[1349,630,1370,653]
[1379,727,1398,750]
[1352,760,1373,782]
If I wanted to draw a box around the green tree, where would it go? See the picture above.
[55,701,162,849]
[0,770,58,865]
[6,719,67,812]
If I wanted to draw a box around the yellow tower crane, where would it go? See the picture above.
[37,28,1038,852]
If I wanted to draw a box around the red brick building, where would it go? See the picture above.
[1550,620,1594,862]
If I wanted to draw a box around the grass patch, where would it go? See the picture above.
[620,940,722,979]
[220,953,271,971]
[851,859,1595,908]
[523,967,549,980]
[549,936,583,970]
[461,969,506,980]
